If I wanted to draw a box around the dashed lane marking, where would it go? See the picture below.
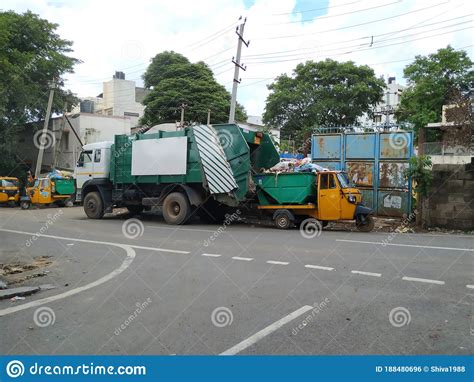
[402,276,445,285]
[304,264,334,271]
[201,253,222,258]
[232,256,254,261]
[351,270,382,277]
[266,260,289,265]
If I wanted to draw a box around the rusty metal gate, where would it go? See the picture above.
[311,131,413,217]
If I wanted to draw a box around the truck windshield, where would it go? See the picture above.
[78,150,93,166]
[337,173,352,188]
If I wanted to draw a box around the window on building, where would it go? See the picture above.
[373,115,382,123]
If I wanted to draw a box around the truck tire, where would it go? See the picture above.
[356,215,374,232]
[163,192,191,225]
[84,191,105,219]
[126,205,144,215]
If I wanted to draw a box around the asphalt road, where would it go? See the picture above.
[0,206,472,355]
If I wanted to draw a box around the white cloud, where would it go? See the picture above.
[3,0,472,116]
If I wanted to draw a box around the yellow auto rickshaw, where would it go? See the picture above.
[20,177,75,209]
[0,177,20,206]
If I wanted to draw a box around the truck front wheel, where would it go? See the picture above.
[84,191,104,219]
[163,192,190,225]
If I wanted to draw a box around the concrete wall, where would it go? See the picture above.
[423,162,474,230]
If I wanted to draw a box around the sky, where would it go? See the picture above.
[2,0,473,117]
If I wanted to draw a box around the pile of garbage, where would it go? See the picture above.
[264,158,328,174]
[47,169,73,179]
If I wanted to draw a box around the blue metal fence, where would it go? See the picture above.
[311,131,414,217]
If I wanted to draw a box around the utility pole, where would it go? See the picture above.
[207,109,211,125]
[35,81,55,178]
[228,17,249,124]
[180,103,187,128]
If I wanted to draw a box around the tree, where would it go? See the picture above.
[0,11,79,176]
[263,59,385,150]
[396,46,474,138]
[141,51,246,126]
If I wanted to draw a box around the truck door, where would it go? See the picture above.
[75,150,94,191]
[318,173,341,220]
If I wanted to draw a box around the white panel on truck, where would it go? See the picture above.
[131,137,187,176]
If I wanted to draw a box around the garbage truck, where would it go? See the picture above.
[76,124,374,231]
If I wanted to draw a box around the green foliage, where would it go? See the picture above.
[0,11,79,176]
[396,46,474,138]
[405,155,433,198]
[141,51,246,126]
[263,59,385,148]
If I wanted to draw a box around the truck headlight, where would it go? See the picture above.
[348,195,356,204]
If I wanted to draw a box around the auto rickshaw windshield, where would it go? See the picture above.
[1,179,19,187]
[336,172,352,188]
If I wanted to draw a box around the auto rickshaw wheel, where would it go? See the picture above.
[20,201,30,210]
[274,213,291,229]
[356,215,375,232]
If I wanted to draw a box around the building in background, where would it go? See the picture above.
[73,71,149,126]
[359,77,406,129]
[17,113,134,173]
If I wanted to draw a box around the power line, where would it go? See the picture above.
[256,1,450,40]
[243,15,472,59]
[245,26,473,65]
[268,0,403,25]
[243,20,473,62]
[272,0,362,16]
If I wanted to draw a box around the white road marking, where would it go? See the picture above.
[402,276,445,285]
[0,228,136,317]
[201,253,222,258]
[146,225,221,233]
[232,256,254,261]
[220,305,314,355]
[266,260,289,265]
[466,285,474,289]
[304,264,334,271]
[0,227,190,255]
[128,244,189,254]
[336,239,474,252]
[351,270,382,277]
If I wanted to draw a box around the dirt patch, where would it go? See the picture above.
[0,256,53,285]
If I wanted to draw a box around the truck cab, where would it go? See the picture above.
[74,141,112,201]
